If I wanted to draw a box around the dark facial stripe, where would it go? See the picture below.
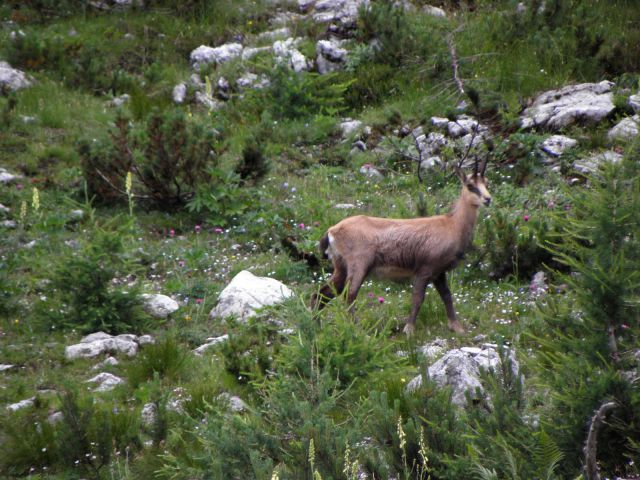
[467,184,481,196]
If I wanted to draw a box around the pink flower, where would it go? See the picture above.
[195,298,203,304]
[368,292,374,298]
[523,215,529,222]
[214,227,223,234]
[377,296,385,304]
[178,260,186,267]
[15,183,23,190]
[195,224,201,233]
[169,229,175,237]
[299,223,305,229]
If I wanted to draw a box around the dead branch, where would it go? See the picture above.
[584,401,617,480]
[447,25,466,96]
[94,168,153,200]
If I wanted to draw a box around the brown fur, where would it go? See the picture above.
[311,172,492,334]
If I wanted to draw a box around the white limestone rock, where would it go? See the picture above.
[7,397,35,412]
[218,393,248,413]
[608,115,639,141]
[241,46,272,61]
[573,150,623,175]
[0,61,33,92]
[92,356,119,370]
[193,334,230,355]
[0,364,15,372]
[340,119,363,138]
[86,372,124,392]
[65,332,141,360]
[629,94,640,113]
[316,39,348,74]
[407,345,520,407]
[141,293,179,318]
[521,81,615,130]
[172,83,187,104]
[141,403,158,428]
[190,43,243,69]
[359,163,383,179]
[423,5,446,17]
[273,38,310,73]
[0,167,22,184]
[540,135,578,157]
[209,271,293,322]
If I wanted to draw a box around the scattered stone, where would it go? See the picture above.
[21,240,37,249]
[1,220,17,229]
[167,387,190,414]
[86,372,124,392]
[359,163,383,179]
[608,115,639,141]
[190,43,243,70]
[273,38,310,72]
[92,356,119,370]
[629,94,640,113]
[0,203,9,214]
[573,150,623,175]
[237,72,270,89]
[0,167,21,184]
[241,46,272,61]
[65,332,146,360]
[7,397,35,412]
[316,38,348,74]
[540,135,578,157]
[195,91,224,110]
[521,81,615,130]
[430,116,450,129]
[407,345,520,407]
[141,403,158,428]
[340,119,363,138]
[209,270,294,322]
[68,209,84,222]
[0,61,32,91]
[257,27,291,41]
[311,0,369,32]
[141,293,179,318]
[447,115,479,138]
[218,392,248,413]
[417,338,447,361]
[334,203,357,209]
[47,411,64,425]
[529,271,548,299]
[423,5,446,17]
[193,334,229,355]
[172,83,187,104]
[0,364,15,372]
[108,94,130,107]
[138,335,155,345]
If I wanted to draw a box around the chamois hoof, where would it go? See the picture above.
[403,323,415,336]
[448,320,465,334]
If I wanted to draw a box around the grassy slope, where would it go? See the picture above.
[0,1,639,479]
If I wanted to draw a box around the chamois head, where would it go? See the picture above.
[455,150,492,208]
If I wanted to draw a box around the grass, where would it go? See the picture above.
[1,0,639,478]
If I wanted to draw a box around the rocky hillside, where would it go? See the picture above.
[1,1,639,479]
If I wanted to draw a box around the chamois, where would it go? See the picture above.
[311,156,491,335]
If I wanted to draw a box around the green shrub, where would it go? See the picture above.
[45,224,147,334]
[79,109,220,208]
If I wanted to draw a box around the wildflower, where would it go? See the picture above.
[178,260,186,267]
[367,292,374,298]
[523,214,529,222]
[195,298,203,304]
[377,296,385,304]
[299,223,305,229]
[169,229,175,237]
[195,224,201,234]
[214,227,223,234]
[16,183,23,190]
[184,315,192,322]
[20,201,27,222]
[32,187,40,212]
[125,171,133,196]
[14,319,19,325]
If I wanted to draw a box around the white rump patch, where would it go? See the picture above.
[326,233,335,260]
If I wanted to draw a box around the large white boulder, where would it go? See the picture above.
[65,332,150,360]
[0,61,32,92]
[141,293,179,318]
[190,43,243,69]
[407,345,520,407]
[209,271,293,322]
[521,81,615,130]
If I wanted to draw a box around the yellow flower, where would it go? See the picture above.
[184,315,192,322]
[20,201,27,223]
[14,319,19,325]
[125,171,133,196]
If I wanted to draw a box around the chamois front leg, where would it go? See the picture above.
[345,264,369,314]
[310,259,347,310]
[434,273,465,334]
[404,273,430,335]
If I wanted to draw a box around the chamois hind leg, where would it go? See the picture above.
[434,272,465,334]
[404,273,430,335]
[310,259,347,310]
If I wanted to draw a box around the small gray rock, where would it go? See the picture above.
[540,135,578,157]
[172,83,187,104]
[141,294,179,318]
[629,94,640,113]
[0,364,15,372]
[608,115,639,141]
[193,334,229,355]
[190,43,243,69]
[86,372,124,392]
[0,61,33,92]
[7,397,35,412]
[141,403,158,428]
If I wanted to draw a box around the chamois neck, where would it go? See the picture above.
[449,190,480,249]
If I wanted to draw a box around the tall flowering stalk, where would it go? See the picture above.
[19,200,27,227]
[125,171,134,217]
[31,187,40,213]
